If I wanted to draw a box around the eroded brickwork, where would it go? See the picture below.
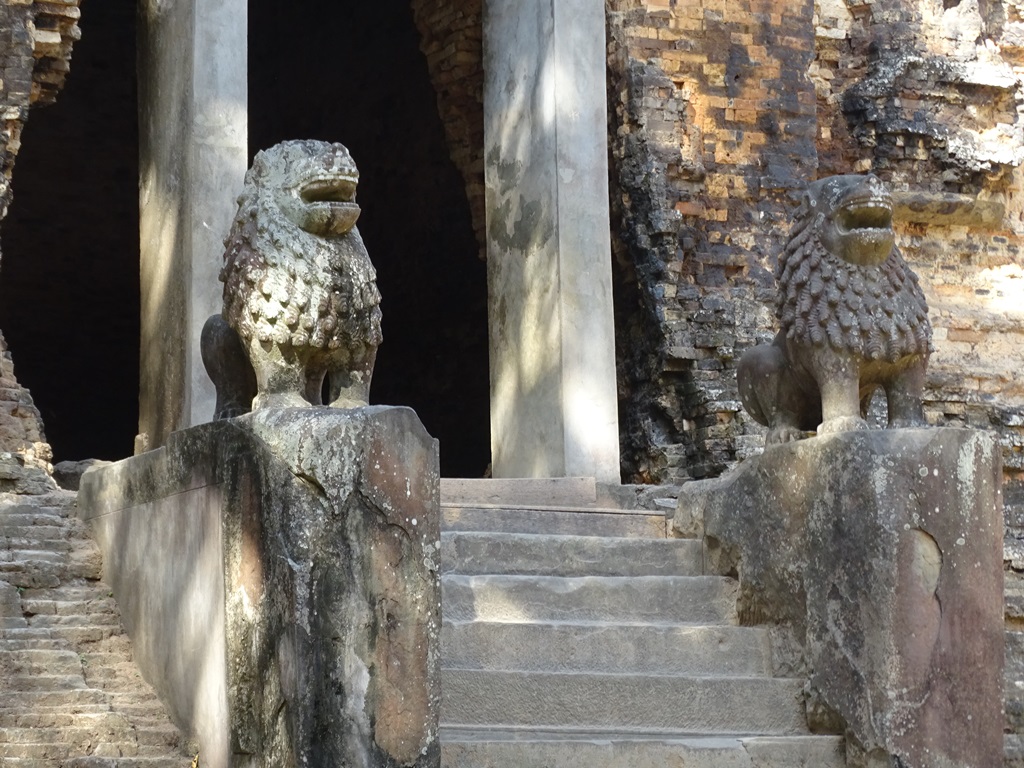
[608,0,818,481]
[0,0,80,461]
[0,0,80,223]
[0,328,47,464]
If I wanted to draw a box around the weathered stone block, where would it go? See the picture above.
[79,406,441,768]
[674,428,1003,768]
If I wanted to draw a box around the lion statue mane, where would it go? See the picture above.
[202,139,382,417]
[738,174,933,444]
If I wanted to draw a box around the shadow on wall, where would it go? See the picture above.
[84,466,229,762]
[485,34,562,478]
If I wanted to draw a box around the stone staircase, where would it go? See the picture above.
[438,478,846,767]
[2,471,846,767]
[0,485,191,767]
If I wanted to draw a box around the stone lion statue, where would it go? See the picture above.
[738,174,932,445]
[202,140,382,417]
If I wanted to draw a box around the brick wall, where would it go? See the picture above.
[608,0,1024,492]
[608,0,818,481]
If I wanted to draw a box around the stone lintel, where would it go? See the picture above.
[80,407,441,768]
[138,0,248,450]
[483,0,620,482]
[674,428,1004,768]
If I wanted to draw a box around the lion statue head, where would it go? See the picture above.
[775,174,932,363]
[220,139,382,355]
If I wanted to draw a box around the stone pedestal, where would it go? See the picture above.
[138,0,248,450]
[483,0,620,482]
[674,428,1004,768]
[79,407,441,768]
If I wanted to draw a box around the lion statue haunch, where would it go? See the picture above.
[202,140,382,416]
[738,174,933,445]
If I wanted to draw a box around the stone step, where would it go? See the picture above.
[1,524,71,536]
[1,686,110,709]
[0,711,130,729]
[0,748,168,763]
[440,730,846,768]
[18,585,113,602]
[134,723,182,748]
[0,636,66,651]
[0,502,73,518]
[6,673,89,691]
[443,505,666,539]
[0,564,62,589]
[439,478,677,537]
[441,670,808,735]
[83,662,153,688]
[21,597,119,617]
[442,620,771,676]
[4,548,73,565]
[4,653,84,679]
[1,721,135,745]
[28,613,123,628]
[0,491,186,767]
[62,758,192,768]
[2,524,71,541]
[0,707,115,721]
[442,532,702,577]
[103,697,174,720]
[0,741,151,760]
[0,512,66,527]
[1,648,84,676]
[442,574,738,624]
[441,477,599,505]
[30,625,123,645]
[0,743,76,760]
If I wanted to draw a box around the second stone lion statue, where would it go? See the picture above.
[738,174,933,445]
[202,139,382,417]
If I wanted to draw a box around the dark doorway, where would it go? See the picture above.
[249,2,490,477]
[0,2,139,462]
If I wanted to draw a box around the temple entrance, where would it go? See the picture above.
[0,2,490,477]
[251,1,490,478]
[0,2,139,462]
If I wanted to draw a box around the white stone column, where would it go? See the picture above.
[484,0,620,482]
[137,0,247,450]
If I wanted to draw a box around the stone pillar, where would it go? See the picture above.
[138,0,247,451]
[483,0,620,482]
[79,407,441,768]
